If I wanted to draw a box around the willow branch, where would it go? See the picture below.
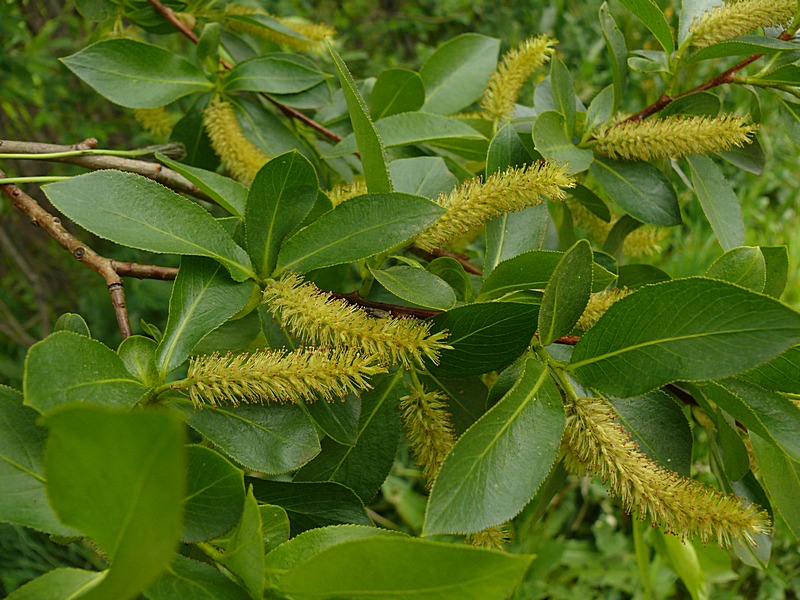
[0,171,132,338]
[111,260,178,280]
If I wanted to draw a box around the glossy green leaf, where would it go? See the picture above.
[424,356,564,534]
[539,239,593,345]
[61,39,211,108]
[550,58,577,135]
[609,390,692,477]
[719,136,766,175]
[144,555,250,600]
[388,157,457,199]
[183,403,320,474]
[118,335,160,387]
[53,313,90,337]
[261,504,290,552]
[183,445,244,543]
[43,406,185,600]
[687,154,744,251]
[213,487,264,599]
[569,278,800,397]
[246,151,318,277]
[0,387,75,536]
[533,111,593,173]
[156,153,246,217]
[480,250,617,301]
[428,302,538,377]
[224,12,308,41]
[43,171,253,281]
[601,214,643,258]
[25,332,147,414]
[330,47,392,193]
[234,96,307,157]
[590,157,681,226]
[295,370,403,502]
[705,246,765,292]
[485,205,550,278]
[191,309,262,355]
[617,0,674,53]
[710,409,750,482]
[761,245,789,299]
[248,480,371,535]
[689,35,798,62]
[661,91,721,117]
[599,2,628,111]
[301,395,361,447]
[751,434,800,538]
[426,257,473,302]
[370,68,425,119]
[6,568,103,600]
[570,183,611,221]
[369,265,456,310]
[617,263,671,288]
[420,33,500,114]
[170,96,219,171]
[585,85,614,137]
[196,22,221,74]
[741,344,800,393]
[225,55,328,93]
[422,374,489,436]
[156,257,256,377]
[275,192,444,275]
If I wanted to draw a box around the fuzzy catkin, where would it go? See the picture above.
[400,388,456,487]
[202,98,269,183]
[689,0,796,47]
[224,6,335,54]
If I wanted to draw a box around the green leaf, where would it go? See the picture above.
[652,530,705,600]
[533,111,593,173]
[570,183,611,221]
[388,157,457,199]
[234,96,308,157]
[420,33,500,114]
[686,154,744,251]
[183,445,244,543]
[302,395,361,447]
[618,0,674,53]
[25,332,147,414]
[224,55,328,94]
[274,193,444,275]
[144,555,250,600]
[421,374,489,436]
[156,257,256,377]
[590,157,681,226]
[662,91,721,117]
[196,22,221,74]
[370,68,425,119]
[585,86,614,138]
[329,47,392,194]
[224,13,309,41]
[427,257,473,303]
[617,263,671,288]
[43,171,253,281]
[599,2,628,111]
[170,97,219,171]
[261,504,290,552]
[369,265,456,310]
[705,246,765,292]
[0,387,75,536]
[569,278,800,397]
[751,434,800,538]
[60,39,212,108]
[6,568,103,600]
[775,95,800,150]
[428,302,538,377]
[246,151,318,277]
[156,153,246,217]
[248,480,371,535]
[118,335,160,387]
[53,313,90,337]
[424,356,564,535]
[480,250,617,301]
[741,344,800,393]
[295,370,403,502]
[550,58,577,135]
[689,35,798,62]
[43,406,185,600]
[538,239,593,345]
[213,487,264,599]
[760,246,789,299]
[191,309,262,355]
[182,403,320,474]
[601,214,643,258]
[609,390,692,477]
[278,535,533,600]
[485,205,550,278]
[718,136,765,175]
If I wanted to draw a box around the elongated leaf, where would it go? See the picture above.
[6,569,104,600]
[689,35,798,62]
[569,278,800,397]
[687,154,744,251]
[538,239,593,345]
[617,0,674,53]
[248,480,371,535]
[61,39,211,108]
[741,344,800,393]
[370,266,456,310]
[295,370,403,501]
[25,332,147,414]
[246,151,318,277]
[277,536,533,600]
[599,2,628,111]
[43,171,253,281]
[156,153,246,217]
[550,58,577,135]
[182,445,244,543]
[302,395,361,447]
[213,488,264,599]
[420,34,500,114]
[585,86,614,137]
[533,111,593,173]
[156,257,255,377]
[44,406,185,600]
[330,47,392,193]
[424,356,564,534]
[705,246,765,292]
[183,403,320,474]
[225,55,328,93]
[388,156,457,199]
[274,192,444,275]
[145,555,250,600]
[590,157,681,226]
[370,68,425,119]
[751,434,800,538]
[0,387,75,535]
[662,91,721,117]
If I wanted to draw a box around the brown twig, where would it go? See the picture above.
[0,171,133,339]
[111,261,178,280]
[146,0,198,43]
[408,245,483,276]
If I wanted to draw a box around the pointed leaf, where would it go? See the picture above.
[370,265,456,310]
[705,246,765,292]
[761,245,789,299]
[751,434,800,538]
[533,111,593,173]
[388,156,457,199]
[569,278,800,397]
[687,154,744,251]
[689,35,798,62]
[370,68,425,119]
[53,313,90,337]
[617,0,675,53]
[43,171,253,281]
[550,58,577,135]
[144,555,250,600]
[6,569,103,600]
[741,344,800,393]
[424,356,564,535]
[156,153,247,217]
[261,504,290,552]
[538,239,593,345]
[213,487,264,599]
[302,395,361,447]
[599,2,628,111]
[224,55,328,94]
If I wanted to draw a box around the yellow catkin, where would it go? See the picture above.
[263,274,451,367]
[481,35,557,121]
[400,388,457,487]
[415,163,574,251]
[593,114,758,161]
[327,179,368,206]
[563,396,771,547]
[465,525,513,550]
[569,200,667,258]
[202,98,269,183]
[224,6,335,54]
[133,108,176,138]
[576,288,631,331]
[185,347,386,407]
[690,0,796,47]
